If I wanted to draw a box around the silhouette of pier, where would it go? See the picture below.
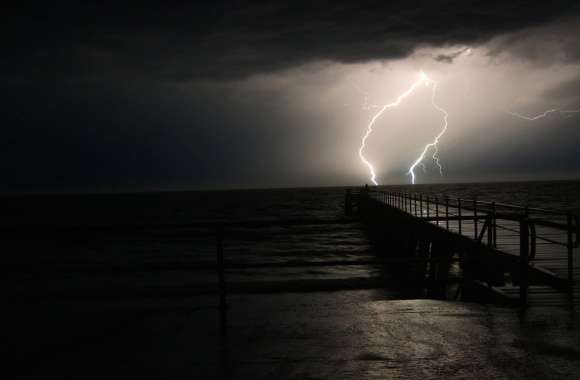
[352,187,579,307]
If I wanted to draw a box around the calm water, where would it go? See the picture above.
[5,180,580,224]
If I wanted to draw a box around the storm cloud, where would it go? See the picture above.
[5,1,580,82]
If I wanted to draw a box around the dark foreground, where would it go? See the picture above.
[10,290,580,379]
[6,183,580,378]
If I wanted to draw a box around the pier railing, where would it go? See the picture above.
[363,189,579,304]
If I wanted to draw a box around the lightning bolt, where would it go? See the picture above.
[358,71,449,185]
[508,108,580,121]
[407,79,448,184]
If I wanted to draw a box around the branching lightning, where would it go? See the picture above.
[358,71,449,185]
[407,79,448,184]
[508,108,580,121]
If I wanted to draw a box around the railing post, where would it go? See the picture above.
[473,199,478,240]
[414,194,417,216]
[445,196,449,230]
[419,194,423,217]
[435,197,439,226]
[567,214,574,299]
[491,202,496,248]
[216,224,227,311]
[426,196,430,218]
[520,218,529,307]
[487,216,493,247]
[458,198,462,234]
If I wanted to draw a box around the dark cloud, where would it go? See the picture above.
[486,17,580,65]
[433,48,470,64]
[5,1,580,82]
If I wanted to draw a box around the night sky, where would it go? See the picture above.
[4,1,580,192]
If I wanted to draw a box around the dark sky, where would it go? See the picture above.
[4,1,580,192]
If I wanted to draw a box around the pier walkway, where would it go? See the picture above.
[357,188,579,307]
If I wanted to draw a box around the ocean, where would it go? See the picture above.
[6,180,580,293]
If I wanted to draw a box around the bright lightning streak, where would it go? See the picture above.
[358,72,429,185]
[358,71,449,185]
[508,108,580,121]
[407,80,448,184]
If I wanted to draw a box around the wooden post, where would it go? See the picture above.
[458,198,462,234]
[487,215,493,247]
[216,224,227,311]
[473,199,478,240]
[491,202,496,247]
[520,218,529,307]
[419,194,423,217]
[435,197,438,226]
[445,196,449,230]
[567,214,574,300]
[426,196,430,218]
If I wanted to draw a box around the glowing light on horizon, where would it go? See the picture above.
[358,71,449,185]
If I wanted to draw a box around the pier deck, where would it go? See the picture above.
[358,189,579,307]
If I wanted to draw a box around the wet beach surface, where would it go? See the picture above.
[9,290,580,379]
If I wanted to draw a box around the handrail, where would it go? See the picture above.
[363,188,579,251]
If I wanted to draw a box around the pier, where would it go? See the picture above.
[352,187,580,307]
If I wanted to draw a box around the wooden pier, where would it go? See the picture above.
[352,187,579,307]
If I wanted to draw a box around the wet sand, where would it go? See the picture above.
[11,290,580,379]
